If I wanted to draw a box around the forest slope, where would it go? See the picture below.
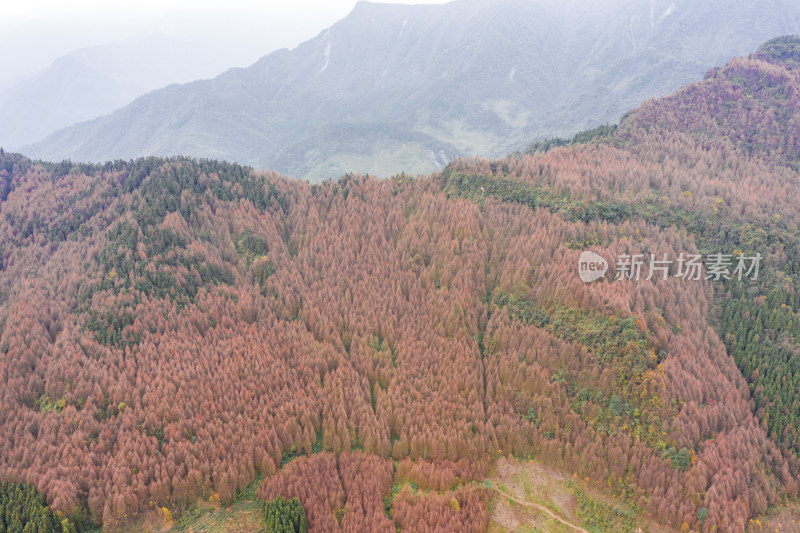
[2,41,800,533]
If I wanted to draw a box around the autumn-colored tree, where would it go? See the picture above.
[0,43,800,533]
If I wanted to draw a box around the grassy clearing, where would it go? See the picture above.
[172,500,263,533]
[487,457,678,533]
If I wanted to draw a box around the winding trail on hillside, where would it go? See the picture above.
[492,485,591,533]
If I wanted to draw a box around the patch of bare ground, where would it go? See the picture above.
[745,502,800,533]
[488,456,679,533]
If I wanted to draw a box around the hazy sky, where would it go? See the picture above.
[0,0,449,86]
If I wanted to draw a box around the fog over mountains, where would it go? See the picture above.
[21,0,800,180]
[0,36,244,149]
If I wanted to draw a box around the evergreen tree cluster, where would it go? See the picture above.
[264,496,307,533]
[0,483,74,533]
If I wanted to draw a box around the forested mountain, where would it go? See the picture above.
[21,0,800,181]
[0,36,238,151]
[2,40,800,532]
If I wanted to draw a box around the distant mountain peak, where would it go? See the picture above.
[20,0,800,181]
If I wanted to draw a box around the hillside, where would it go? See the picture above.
[20,0,800,181]
[3,42,800,532]
[0,36,239,151]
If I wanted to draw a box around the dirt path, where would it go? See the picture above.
[492,485,591,533]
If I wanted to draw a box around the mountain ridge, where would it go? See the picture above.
[0,35,245,150]
[3,42,800,531]
[22,0,800,180]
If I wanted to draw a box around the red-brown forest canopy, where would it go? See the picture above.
[1,43,800,532]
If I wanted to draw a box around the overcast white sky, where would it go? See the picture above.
[0,0,449,86]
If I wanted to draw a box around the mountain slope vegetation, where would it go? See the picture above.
[21,0,800,180]
[2,43,800,532]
